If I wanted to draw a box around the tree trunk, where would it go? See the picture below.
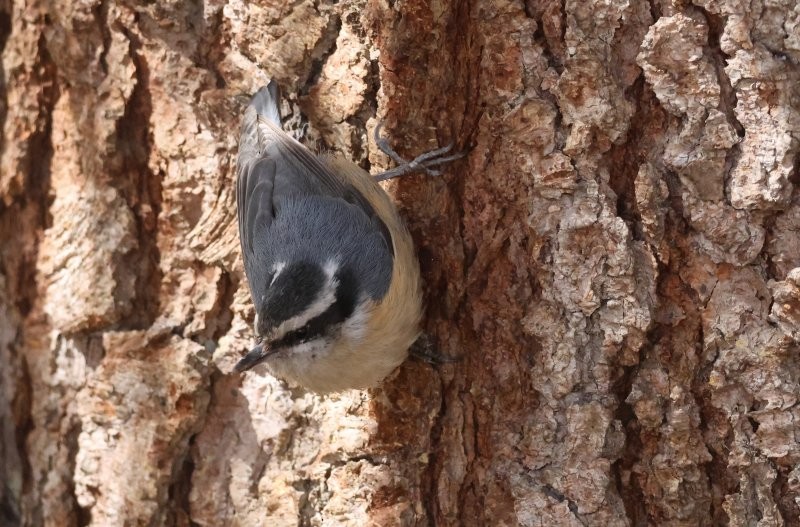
[1,0,799,525]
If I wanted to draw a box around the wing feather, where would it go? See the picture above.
[236,83,396,302]
[255,116,394,254]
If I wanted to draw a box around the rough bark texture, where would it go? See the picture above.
[1,0,799,525]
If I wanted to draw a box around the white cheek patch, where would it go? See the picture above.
[274,338,335,367]
[341,301,369,343]
[285,338,327,356]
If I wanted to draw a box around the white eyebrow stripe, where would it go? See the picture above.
[272,260,339,337]
[323,260,338,278]
[270,262,286,287]
[341,301,368,343]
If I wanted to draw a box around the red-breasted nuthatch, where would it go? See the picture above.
[234,81,463,392]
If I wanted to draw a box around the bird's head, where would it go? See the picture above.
[234,259,360,372]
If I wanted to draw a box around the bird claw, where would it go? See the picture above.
[373,121,467,182]
[409,333,461,365]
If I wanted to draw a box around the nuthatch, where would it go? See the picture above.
[234,81,464,392]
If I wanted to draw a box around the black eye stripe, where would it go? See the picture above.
[273,324,323,348]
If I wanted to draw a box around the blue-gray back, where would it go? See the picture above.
[236,82,394,312]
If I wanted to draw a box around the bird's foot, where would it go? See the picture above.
[409,333,461,365]
[373,121,468,182]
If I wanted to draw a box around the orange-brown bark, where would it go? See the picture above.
[1,0,799,526]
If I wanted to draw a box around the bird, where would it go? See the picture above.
[233,81,464,393]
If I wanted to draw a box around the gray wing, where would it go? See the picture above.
[255,116,393,253]
[237,155,277,293]
[236,90,279,294]
[236,83,394,297]
[266,195,394,301]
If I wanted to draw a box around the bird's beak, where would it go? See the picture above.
[234,343,273,373]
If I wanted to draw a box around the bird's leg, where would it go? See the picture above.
[373,121,468,182]
[409,333,461,365]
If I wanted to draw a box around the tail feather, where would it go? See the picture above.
[250,80,282,127]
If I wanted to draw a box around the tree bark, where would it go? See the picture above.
[1,0,799,525]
